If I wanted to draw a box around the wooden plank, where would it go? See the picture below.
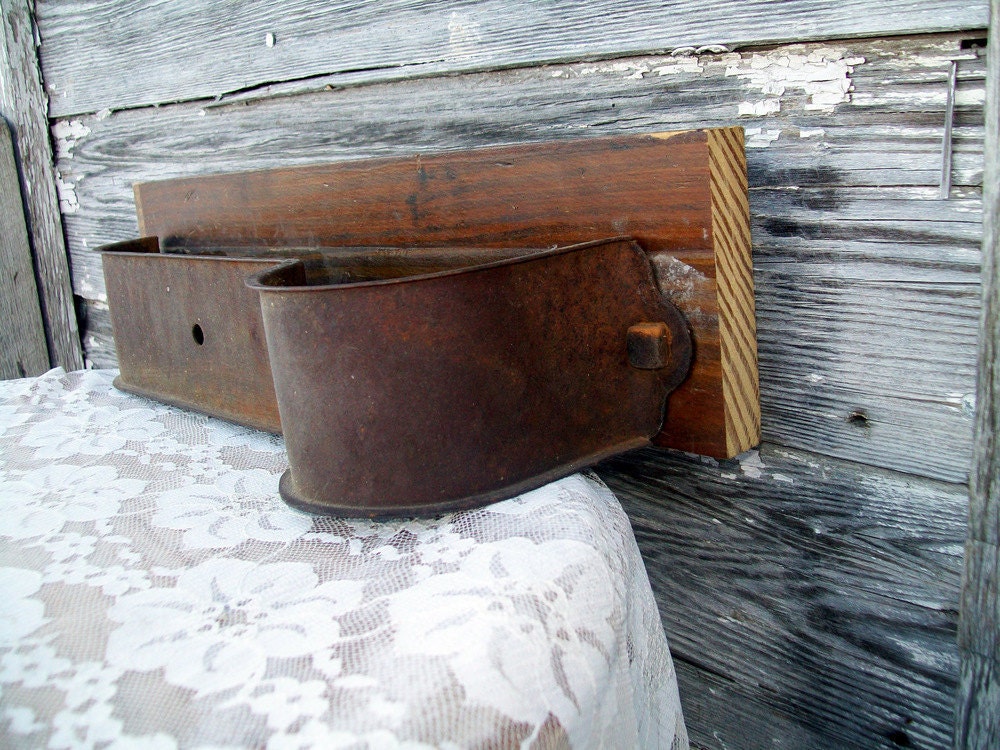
[34,0,989,118]
[133,129,759,459]
[956,651,1000,749]
[0,118,48,378]
[960,541,1000,664]
[966,0,1000,559]
[56,33,983,481]
[756,265,979,483]
[673,660,828,750]
[957,0,1000,746]
[596,444,966,749]
[0,0,82,370]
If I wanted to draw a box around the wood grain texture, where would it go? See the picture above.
[956,652,1000,749]
[0,118,48,378]
[596,444,967,750]
[957,1,999,746]
[56,34,983,481]
[33,0,990,118]
[1,0,82,370]
[133,129,757,458]
[967,0,1000,558]
[960,541,1000,663]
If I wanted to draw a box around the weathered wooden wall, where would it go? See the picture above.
[30,2,989,748]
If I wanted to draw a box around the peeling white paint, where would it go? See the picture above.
[956,87,986,107]
[744,127,781,148]
[738,450,764,479]
[738,99,780,117]
[652,59,705,76]
[95,108,112,121]
[727,48,864,115]
[54,171,79,214]
[447,12,482,59]
[773,473,794,484]
[51,119,91,160]
[799,127,826,139]
[578,61,651,79]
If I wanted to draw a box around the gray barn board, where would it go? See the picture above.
[0,119,48,378]
[1,0,82,372]
[34,0,988,118]
[15,1,996,747]
[957,0,1000,746]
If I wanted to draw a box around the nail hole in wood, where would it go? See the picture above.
[887,729,911,747]
[847,410,869,428]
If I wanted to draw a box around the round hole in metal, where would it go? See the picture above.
[192,324,205,346]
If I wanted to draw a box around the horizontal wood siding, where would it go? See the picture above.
[57,34,983,483]
[34,0,989,118]
[597,445,966,749]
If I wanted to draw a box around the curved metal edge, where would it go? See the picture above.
[278,437,651,519]
[244,236,638,293]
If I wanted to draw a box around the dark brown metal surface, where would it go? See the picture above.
[246,238,690,516]
[102,237,285,432]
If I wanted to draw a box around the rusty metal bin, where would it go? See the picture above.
[245,237,690,517]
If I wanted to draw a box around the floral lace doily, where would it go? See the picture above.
[0,369,686,749]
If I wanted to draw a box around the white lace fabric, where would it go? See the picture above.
[0,368,686,749]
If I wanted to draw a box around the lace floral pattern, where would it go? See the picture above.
[0,369,686,749]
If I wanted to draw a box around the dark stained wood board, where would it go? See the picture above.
[134,128,759,459]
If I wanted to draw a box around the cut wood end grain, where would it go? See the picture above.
[709,127,760,457]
